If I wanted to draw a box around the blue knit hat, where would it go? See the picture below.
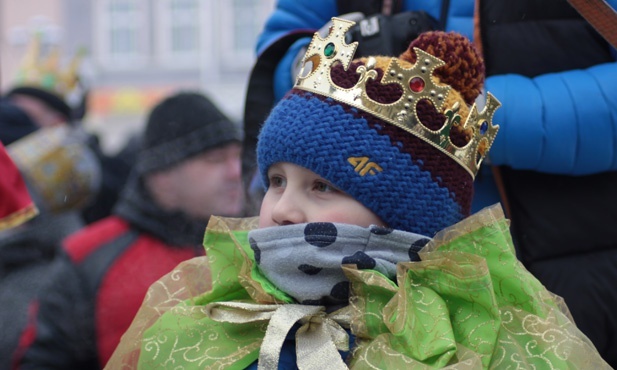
[257,24,499,236]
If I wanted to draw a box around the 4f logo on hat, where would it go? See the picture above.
[348,157,383,176]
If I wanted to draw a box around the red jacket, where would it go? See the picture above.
[72,217,202,363]
[15,177,206,369]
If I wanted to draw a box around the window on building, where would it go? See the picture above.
[231,0,258,52]
[96,0,149,67]
[219,0,272,71]
[170,0,198,53]
[155,0,200,67]
[110,1,137,55]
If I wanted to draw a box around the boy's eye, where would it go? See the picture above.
[313,180,335,193]
[269,175,286,188]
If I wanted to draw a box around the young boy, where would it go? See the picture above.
[106,19,609,369]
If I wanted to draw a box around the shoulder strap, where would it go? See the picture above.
[439,0,451,30]
[567,0,617,48]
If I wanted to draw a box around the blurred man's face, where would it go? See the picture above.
[166,142,243,220]
[9,94,66,128]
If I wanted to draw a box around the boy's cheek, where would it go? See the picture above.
[257,194,276,228]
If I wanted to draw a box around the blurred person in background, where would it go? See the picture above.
[0,139,38,370]
[13,91,244,369]
[0,126,101,370]
[1,34,134,225]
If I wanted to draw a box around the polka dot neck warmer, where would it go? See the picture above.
[248,222,431,305]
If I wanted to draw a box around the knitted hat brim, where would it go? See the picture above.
[135,118,243,174]
[257,92,463,235]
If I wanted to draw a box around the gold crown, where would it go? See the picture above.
[8,125,101,214]
[14,34,85,99]
[295,17,500,178]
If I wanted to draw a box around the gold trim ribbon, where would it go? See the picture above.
[205,301,352,370]
[0,204,38,232]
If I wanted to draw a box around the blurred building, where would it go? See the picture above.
[1,0,274,153]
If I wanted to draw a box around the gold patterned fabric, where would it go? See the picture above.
[106,206,611,369]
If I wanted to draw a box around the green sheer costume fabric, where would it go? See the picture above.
[105,205,610,369]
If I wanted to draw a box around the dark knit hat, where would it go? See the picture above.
[7,86,72,121]
[257,21,500,236]
[135,91,244,174]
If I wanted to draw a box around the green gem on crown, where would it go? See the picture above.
[324,42,336,58]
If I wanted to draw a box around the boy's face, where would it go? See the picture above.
[259,162,385,228]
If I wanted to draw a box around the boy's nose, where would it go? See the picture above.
[270,192,306,225]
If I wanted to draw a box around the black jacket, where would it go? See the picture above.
[478,0,617,366]
[0,211,83,370]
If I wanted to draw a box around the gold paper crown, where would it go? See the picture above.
[8,125,101,214]
[295,18,500,178]
[14,34,85,99]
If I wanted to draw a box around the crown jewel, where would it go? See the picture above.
[295,17,500,178]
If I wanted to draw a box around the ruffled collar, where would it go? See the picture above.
[108,206,611,370]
